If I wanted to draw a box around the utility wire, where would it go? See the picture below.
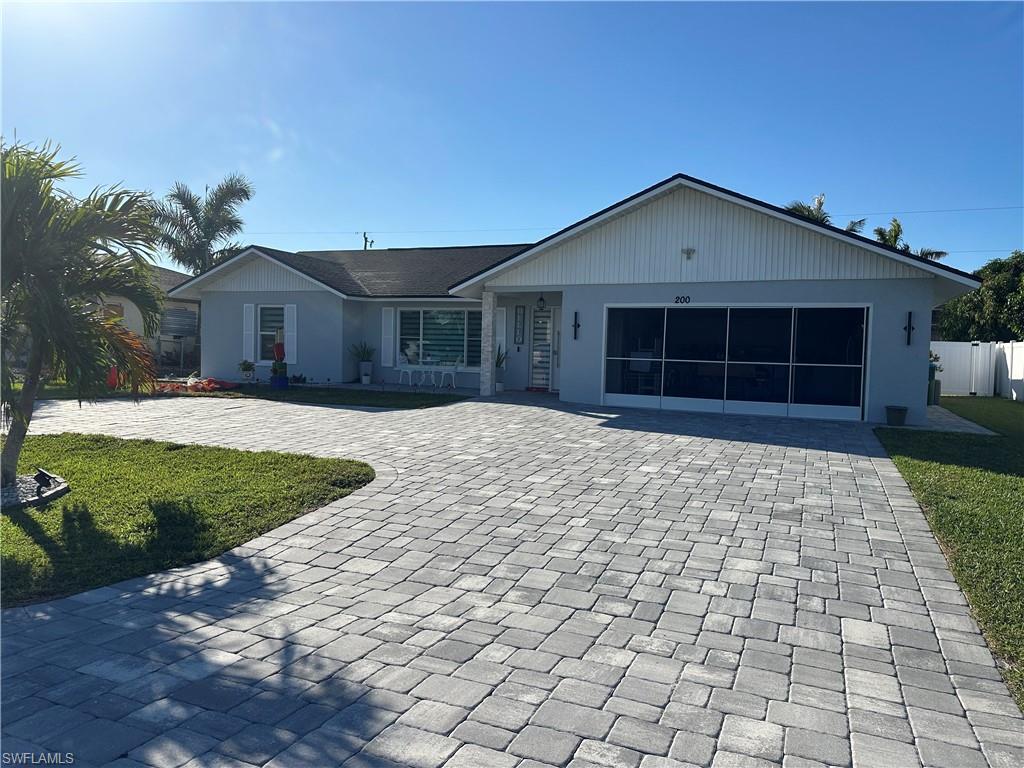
[246,227,554,235]
[247,205,1023,237]
[834,205,1022,216]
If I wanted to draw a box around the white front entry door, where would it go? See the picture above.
[530,306,561,391]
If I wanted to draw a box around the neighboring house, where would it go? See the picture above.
[169,173,980,424]
[105,265,200,371]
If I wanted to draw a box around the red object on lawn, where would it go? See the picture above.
[106,366,119,389]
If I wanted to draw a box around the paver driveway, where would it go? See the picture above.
[3,397,1021,768]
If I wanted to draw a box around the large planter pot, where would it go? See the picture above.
[241,370,253,381]
[885,405,908,426]
[358,361,373,385]
[270,374,289,390]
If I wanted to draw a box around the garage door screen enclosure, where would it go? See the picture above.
[604,305,868,420]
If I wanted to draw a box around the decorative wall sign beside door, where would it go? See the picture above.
[513,305,526,346]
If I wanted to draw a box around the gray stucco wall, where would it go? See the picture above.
[200,290,345,383]
[553,278,937,424]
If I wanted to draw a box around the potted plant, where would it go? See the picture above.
[238,360,255,381]
[495,345,507,393]
[351,342,376,385]
[269,329,288,389]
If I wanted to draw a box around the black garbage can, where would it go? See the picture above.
[885,406,908,426]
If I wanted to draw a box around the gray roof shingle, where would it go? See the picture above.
[150,265,193,294]
[250,243,530,297]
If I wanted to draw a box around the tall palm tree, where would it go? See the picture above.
[873,217,948,260]
[1,142,163,486]
[154,173,254,274]
[785,193,866,234]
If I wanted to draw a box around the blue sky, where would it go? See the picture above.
[4,2,1022,273]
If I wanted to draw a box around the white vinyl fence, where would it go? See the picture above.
[931,341,1024,400]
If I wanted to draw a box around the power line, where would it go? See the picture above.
[246,226,556,235]
[946,249,1018,254]
[835,205,1023,216]
[247,206,1022,237]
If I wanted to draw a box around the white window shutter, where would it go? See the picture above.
[381,307,395,367]
[284,304,297,363]
[495,308,507,354]
[242,304,255,361]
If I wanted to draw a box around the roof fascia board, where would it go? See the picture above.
[449,180,676,293]
[168,247,350,299]
[672,177,981,289]
[450,176,981,293]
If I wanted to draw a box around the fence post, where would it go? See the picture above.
[970,341,979,396]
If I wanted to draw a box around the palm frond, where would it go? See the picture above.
[874,218,904,249]
[785,194,833,226]
[916,248,948,261]
[845,218,866,234]
[156,174,253,273]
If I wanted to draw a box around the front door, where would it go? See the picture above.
[529,306,559,391]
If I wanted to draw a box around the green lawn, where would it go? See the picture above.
[876,396,1024,708]
[26,382,468,409]
[215,385,468,409]
[1,434,374,605]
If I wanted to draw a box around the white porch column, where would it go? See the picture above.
[480,290,496,396]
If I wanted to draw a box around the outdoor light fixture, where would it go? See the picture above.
[904,311,914,346]
[536,295,546,311]
[33,468,54,497]
[572,311,581,340]
[681,247,696,260]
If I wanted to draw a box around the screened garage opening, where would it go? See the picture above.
[604,306,867,420]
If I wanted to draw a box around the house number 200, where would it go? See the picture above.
[674,296,691,304]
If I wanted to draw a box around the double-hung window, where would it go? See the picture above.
[398,309,482,368]
[258,306,284,362]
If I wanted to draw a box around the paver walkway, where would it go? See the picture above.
[3,397,1021,768]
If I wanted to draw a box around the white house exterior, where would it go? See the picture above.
[105,265,200,370]
[169,174,980,424]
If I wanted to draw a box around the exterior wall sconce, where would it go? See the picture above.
[572,311,581,340]
[904,311,914,346]
[536,295,546,311]
[681,247,696,260]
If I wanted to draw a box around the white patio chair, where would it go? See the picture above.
[438,360,458,389]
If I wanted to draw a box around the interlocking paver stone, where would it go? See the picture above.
[509,724,581,763]
[3,396,1021,767]
[363,724,460,768]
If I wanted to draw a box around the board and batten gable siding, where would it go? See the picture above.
[200,254,325,292]
[486,186,926,288]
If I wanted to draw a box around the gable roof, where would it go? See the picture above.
[449,173,982,293]
[168,243,528,300]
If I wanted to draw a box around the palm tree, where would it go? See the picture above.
[154,174,254,274]
[1,142,163,486]
[785,193,866,234]
[873,217,948,260]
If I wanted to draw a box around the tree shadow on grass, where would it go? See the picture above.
[1,499,212,605]
[875,429,1024,479]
